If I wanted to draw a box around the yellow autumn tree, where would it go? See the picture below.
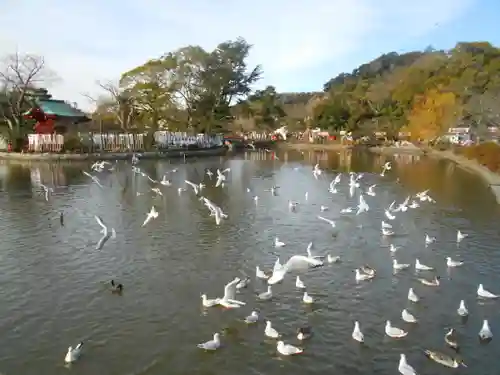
[404,89,462,141]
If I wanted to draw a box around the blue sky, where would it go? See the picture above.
[0,0,498,111]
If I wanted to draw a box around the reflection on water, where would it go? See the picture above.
[0,151,498,375]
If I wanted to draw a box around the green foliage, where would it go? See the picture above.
[115,37,262,134]
[63,136,84,153]
[315,42,500,138]
[94,40,500,137]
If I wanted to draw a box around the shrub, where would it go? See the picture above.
[63,136,84,153]
[458,142,500,172]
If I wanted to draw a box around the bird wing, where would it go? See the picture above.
[94,215,107,233]
[317,216,334,225]
[223,277,240,300]
[285,255,323,271]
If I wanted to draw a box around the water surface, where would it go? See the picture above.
[0,150,498,374]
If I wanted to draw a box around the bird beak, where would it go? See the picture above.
[461,363,467,368]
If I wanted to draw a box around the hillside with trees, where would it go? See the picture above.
[1,39,499,143]
[314,42,500,139]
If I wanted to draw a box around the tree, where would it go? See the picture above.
[0,52,57,147]
[85,81,137,131]
[194,38,262,133]
[463,91,500,139]
[245,86,286,130]
[110,37,262,134]
[405,89,461,140]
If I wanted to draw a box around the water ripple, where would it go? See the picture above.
[0,152,498,375]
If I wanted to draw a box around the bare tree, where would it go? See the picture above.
[0,52,57,141]
[465,91,500,139]
[83,80,136,131]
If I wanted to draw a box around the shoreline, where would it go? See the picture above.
[0,147,227,161]
[368,146,424,155]
[423,148,500,203]
[274,142,351,151]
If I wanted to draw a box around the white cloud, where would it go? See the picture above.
[0,0,473,111]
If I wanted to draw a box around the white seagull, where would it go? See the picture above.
[317,215,336,228]
[398,353,417,375]
[457,300,468,316]
[457,230,468,242]
[477,284,498,298]
[385,320,408,338]
[352,321,364,342]
[142,206,158,227]
[197,333,220,350]
[64,342,83,363]
[277,341,303,355]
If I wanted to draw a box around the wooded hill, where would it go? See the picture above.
[1,40,499,141]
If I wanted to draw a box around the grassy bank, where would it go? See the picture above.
[425,142,500,187]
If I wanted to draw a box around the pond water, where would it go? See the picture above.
[0,150,498,375]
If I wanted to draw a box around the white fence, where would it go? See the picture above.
[86,133,145,151]
[28,134,64,152]
[26,132,224,152]
[153,131,223,148]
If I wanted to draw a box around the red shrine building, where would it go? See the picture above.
[23,99,90,134]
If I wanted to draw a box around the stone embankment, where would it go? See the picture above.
[0,147,227,162]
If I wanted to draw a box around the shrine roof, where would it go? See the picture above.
[36,100,88,118]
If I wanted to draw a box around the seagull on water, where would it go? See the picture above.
[479,319,493,340]
[295,276,306,289]
[418,276,440,286]
[425,234,436,245]
[64,342,83,363]
[457,230,468,242]
[385,320,408,338]
[389,244,399,253]
[457,300,468,316]
[197,333,220,350]
[415,259,433,271]
[274,237,285,247]
[408,288,419,302]
[352,321,364,343]
[398,353,417,375]
[244,311,259,324]
[302,291,314,304]
[265,321,280,338]
[297,326,313,340]
[393,259,410,271]
[201,294,219,307]
[355,268,374,281]
[277,341,303,355]
[446,257,463,267]
[402,309,417,323]
[257,286,273,301]
[477,284,498,298]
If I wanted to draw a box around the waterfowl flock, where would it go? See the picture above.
[30,155,498,373]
